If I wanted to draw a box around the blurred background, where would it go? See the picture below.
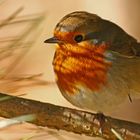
[0,0,140,140]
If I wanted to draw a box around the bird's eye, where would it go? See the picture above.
[74,34,84,43]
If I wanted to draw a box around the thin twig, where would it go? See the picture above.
[0,7,23,28]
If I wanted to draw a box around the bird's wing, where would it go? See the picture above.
[110,38,140,58]
[103,19,140,58]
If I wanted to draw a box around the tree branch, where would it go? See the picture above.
[0,92,140,140]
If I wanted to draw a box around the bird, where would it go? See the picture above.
[44,11,140,114]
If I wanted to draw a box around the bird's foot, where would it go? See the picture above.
[93,112,108,135]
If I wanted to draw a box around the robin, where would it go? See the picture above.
[44,11,140,114]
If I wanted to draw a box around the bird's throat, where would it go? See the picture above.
[53,43,111,94]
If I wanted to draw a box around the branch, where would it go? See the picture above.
[0,93,139,140]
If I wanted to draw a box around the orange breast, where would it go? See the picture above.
[53,42,111,94]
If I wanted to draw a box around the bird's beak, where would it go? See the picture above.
[44,37,61,44]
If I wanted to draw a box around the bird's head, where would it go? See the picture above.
[44,11,107,51]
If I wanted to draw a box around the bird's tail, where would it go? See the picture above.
[130,42,140,99]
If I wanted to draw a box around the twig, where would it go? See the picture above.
[0,93,139,140]
[0,7,23,28]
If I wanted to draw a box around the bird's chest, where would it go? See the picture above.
[53,48,111,94]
